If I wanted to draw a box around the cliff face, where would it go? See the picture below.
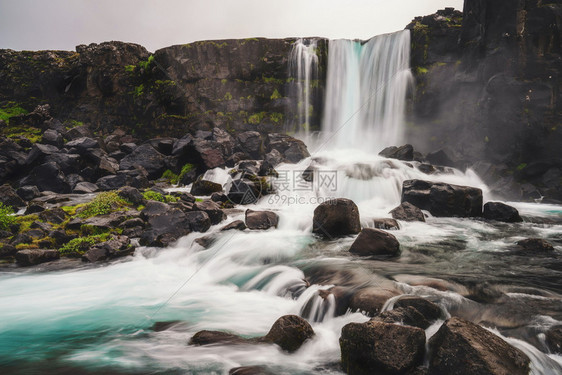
[407,1,562,201]
[0,38,328,138]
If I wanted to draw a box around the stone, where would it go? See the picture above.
[38,207,67,224]
[41,129,63,147]
[82,235,134,262]
[516,238,555,253]
[16,185,40,201]
[185,211,212,233]
[229,366,273,375]
[0,184,26,208]
[227,178,262,204]
[191,177,223,196]
[545,325,562,354]
[372,218,400,230]
[312,198,361,237]
[401,180,483,217]
[118,186,145,206]
[73,182,99,194]
[15,249,60,266]
[483,202,523,222]
[0,244,17,258]
[429,317,530,375]
[378,144,414,161]
[25,143,60,166]
[245,209,279,230]
[65,136,99,151]
[340,320,426,375]
[349,228,400,258]
[389,201,425,222]
[44,153,81,175]
[24,203,45,215]
[394,296,442,322]
[220,220,247,231]
[263,315,314,353]
[189,330,248,346]
[237,131,263,159]
[119,143,168,179]
[19,162,71,193]
[193,200,226,225]
[349,288,399,317]
[374,306,430,330]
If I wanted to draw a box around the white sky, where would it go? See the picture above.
[0,0,464,52]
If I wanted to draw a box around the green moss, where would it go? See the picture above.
[161,169,179,184]
[0,203,15,231]
[14,214,38,232]
[133,84,144,97]
[177,163,195,184]
[224,92,233,100]
[78,192,130,219]
[248,112,266,125]
[124,65,136,73]
[165,195,179,203]
[142,190,166,202]
[261,75,284,85]
[270,89,282,100]
[58,233,110,256]
[516,163,527,171]
[416,67,429,75]
[221,79,228,84]
[0,104,28,124]
[270,112,283,123]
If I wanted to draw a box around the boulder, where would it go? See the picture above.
[349,288,399,317]
[394,296,442,322]
[73,182,99,194]
[193,139,226,169]
[191,177,223,196]
[140,206,193,247]
[349,228,400,258]
[372,218,400,230]
[185,211,212,232]
[389,202,425,222]
[429,317,530,375]
[44,153,81,175]
[118,186,145,206]
[340,320,426,375]
[24,203,45,215]
[119,143,167,179]
[220,220,247,231]
[19,162,71,193]
[15,249,60,266]
[16,185,40,201]
[193,200,226,225]
[38,207,67,224]
[245,209,279,230]
[516,238,555,252]
[374,306,430,330]
[25,143,60,166]
[189,330,248,346]
[545,325,562,353]
[65,137,99,151]
[263,315,314,353]
[483,202,522,222]
[312,198,361,237]
[227,178,262,204]
[237,131,263,159]
[401,180,483,217]
[378,144,414,161]
[82,235,134,262]
[229,366,273,375]
[0,184,26,208]
[0,244,17,258]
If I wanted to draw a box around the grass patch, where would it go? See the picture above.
[0,203,15,231]
[77,192,130,219]
[0,104,28,125]
[58,234,110,256]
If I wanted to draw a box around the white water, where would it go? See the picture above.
[289,38,319,142]
[0,30,561,375]
[321,30,413,153]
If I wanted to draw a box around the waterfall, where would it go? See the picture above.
[321,30,413,152]
[289,38,319,142]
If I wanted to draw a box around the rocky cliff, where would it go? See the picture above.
[406,1,562,201]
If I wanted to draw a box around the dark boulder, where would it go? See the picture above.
[38,207,67,224]
[65,137,99,151]
[73,182,99,194]
[263,315,314,353]
[221,220,247,231]
[237,131,263,159]
[44,153,81,175]
[312,198,361,237]
[429,317,530,375]
[24,203,45,215]
[140,201,169,220]
[284,140,310,163]
[227,178,263,205]
[141,205,194,247]
[401,179,483,217]
[0,184,26,209]
[82,235,134,262]
[189,330,248,346]
[340,320,426,375]
[372,218,400,230]
[185,211,212,232]
[389,202,425,222]
[349,288,399,317]
[0,244,17,258]
[16,185,40,201]
[193,139,226,169]
[546,325,562,354]
[119,143,168,179]
[349,228,400,258]
[191,177,223,196]
[25,143,60,166]
[379,144,414,161]
[229,366,273,375]
[41,129,63,147]
[193,200,226,225]
[15,249,60,266]
[516,238,555,253]
[394,296,442,322]
[245,209,279,230]
[118,186,145,206]
[483,202,522,223]
[266,134,310,163]
[374,306,430,330]
[19,162,71,193]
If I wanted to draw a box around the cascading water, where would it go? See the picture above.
[289,38,319,142]
[0,30,561,375]
[321,30,412,152]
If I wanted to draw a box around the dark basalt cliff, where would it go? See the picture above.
[0,39,328,138]
[407,1,562,201]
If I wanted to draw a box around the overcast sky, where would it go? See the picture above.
[0,0,463,52]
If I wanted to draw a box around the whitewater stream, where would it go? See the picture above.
[1,31,561,375]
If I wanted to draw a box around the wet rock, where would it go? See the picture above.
[140,201,170,220]
[221,220,247,231]
[25,143,60,166]
[191,177,223,196]
[189,330,248,346]
[121,218,145,229]
[283,140,310,163]
[73,182,99,194]
[15,249,60,266]
[266,133,310,163]
[545,325,562,353]
[38,207,67,224]
[41,129,63,147]
[19,162,71,193]
[349,288,399,317]
[229,366,274,375]
[340,320,425,375]
[372,218,400,230]
[0,244,17,258]
[82,235,134,262]
[227,178,262,204]
[401,179,483,217]
[483,202,522,223]
[516,238,555,253]
[389,202,425,222]
[151,321,184,332]
[65,136,99,151]
[264,149,283,167]
[426,149,456,168]
[185,211,212,232]
[194,235,216,249]
[193,139,227,169]
[312,198,360,238]
[44,153,81,175]
[379,144,414,161]
[349,228,400,258]
[237,131,263,159]
[429,317,530,375]
[374,306,430,330]
[118,186,145,206]
[193,200,226,225]
[0,184,26,209]
[119,143,167,179]
[263,315,314,353]
[16,185,40,201]
[245,209,279,230]
[64,125,93,141]
[394,297,442,323]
